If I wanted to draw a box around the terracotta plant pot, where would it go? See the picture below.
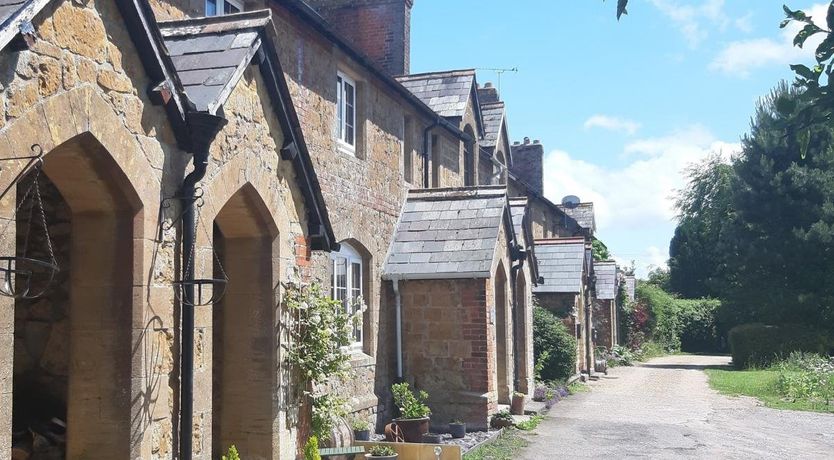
[354,429,371,441]
[511,393,526,415]
[421,433,442,444]
[449,422,466,439]
[393,417,429,443]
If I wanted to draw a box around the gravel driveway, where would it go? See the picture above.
[517,355,834,459]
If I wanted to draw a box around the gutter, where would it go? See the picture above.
[422,118,440,188]
[392,277,404,380]
[178,112,227,460]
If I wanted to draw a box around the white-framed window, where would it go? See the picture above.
[336,72,357,154]
[331,242,363,350]
[206,0,242,16]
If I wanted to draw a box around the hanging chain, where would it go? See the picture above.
[195,201,228,282]
[33,172,58,267]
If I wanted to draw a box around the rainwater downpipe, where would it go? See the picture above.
[392,277,404,380]
[422,118,440,188]
[178,112,226,460]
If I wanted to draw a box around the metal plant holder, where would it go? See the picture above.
[169,187,228,307]
[0,145,60,299]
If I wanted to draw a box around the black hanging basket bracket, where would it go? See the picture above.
[161,187,205,231]
[170,186,228,307]
[0,144,60,300]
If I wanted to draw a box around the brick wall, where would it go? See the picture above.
[398,278,494,430]
[305,0,412,76]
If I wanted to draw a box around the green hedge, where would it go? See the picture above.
[533,306,577,382]
[728,323,831,369]
[634,284,722,353]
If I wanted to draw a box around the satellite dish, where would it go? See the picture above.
[561,195,581,208]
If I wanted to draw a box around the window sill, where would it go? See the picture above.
[348,350,374,368]
[336,141,357,158]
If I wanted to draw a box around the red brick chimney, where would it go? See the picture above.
[304,0,413,76]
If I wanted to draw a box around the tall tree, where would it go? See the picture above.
[726,82,834,329]
[669,155,735,299]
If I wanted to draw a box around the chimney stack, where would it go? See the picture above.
[477,81,499,104]
[511,138,544,194]
[305,0,414,76]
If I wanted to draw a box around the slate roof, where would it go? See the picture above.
[594,261,617,300]
[0,0,25,25]
[383,186,511,280]
[159,14,268,113]
[480,101,505,151]
[533,238,587,294]
[0,0,50,51]
[508,196,527,240]
[557,202,596,233]
[396,70,479,120]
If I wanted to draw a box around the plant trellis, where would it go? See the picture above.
[0,145,59,299]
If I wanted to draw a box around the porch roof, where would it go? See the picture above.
[533,238,586,294]
[594,261,618,300]
[383,186,509,280]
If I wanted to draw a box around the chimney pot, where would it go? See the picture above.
[533,139,540,144]
[513,141,521,145]
[484,82,493,88]
[523,137,530,144]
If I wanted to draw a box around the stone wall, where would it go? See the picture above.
[0,1,315,459]
[593,298,616,350]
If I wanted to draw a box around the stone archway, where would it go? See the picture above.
[211,182,280,460]
[514,272,531,394]
[11,133,143,458]
[0,87,164,460]
[494,261,512,404]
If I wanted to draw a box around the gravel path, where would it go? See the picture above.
[517,355,834,459]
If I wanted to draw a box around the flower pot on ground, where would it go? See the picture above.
[511,392,526,415]
[448,420,466,439]
[392,417,429,443]
[366,445,398,459]
[490,410,514,429]
[421,433,443,444]
[391,383,432,443]
[350,417,372,441]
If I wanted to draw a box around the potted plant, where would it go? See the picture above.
[448,419,466,439]
[391,382,431,443]
[490,410,514,429]
[366,445,398,459]
[511,391,526,415]
[350,417,372,441]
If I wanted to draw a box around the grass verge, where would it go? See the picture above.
[462,428,530,460]
[567,382,590,394]
[705,368,834,414]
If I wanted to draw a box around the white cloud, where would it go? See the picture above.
[542,125,741,277]
[583,115,641,136]
[649,0,730,48]
[710,3,829,78]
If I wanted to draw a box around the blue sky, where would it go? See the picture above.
[409,0,828,277]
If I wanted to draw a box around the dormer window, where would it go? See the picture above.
[206,0,242,16]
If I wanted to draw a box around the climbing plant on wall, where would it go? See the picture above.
[284,282,365,441]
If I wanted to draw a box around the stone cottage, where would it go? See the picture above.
[0,0,343,458]
[0,0,545,457]
[592,260,619,350]
[532,237,595,375]
[381,187,531,430]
